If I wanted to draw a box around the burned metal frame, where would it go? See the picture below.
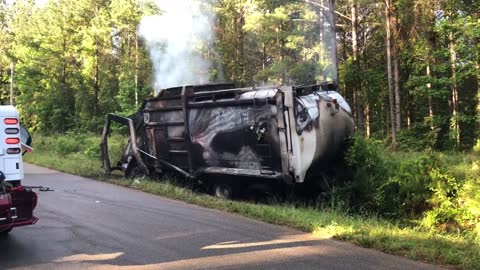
[101,82,354,186]
[100,114,148,174]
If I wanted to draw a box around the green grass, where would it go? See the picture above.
[24,134,480,270]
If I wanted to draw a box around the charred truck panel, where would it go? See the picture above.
[101,82,354,190]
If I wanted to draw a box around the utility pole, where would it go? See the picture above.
[10,63,14,106]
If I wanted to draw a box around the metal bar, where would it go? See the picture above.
[276,91,292,183]
[145,86,278,104]
[145,121,184,127]
[100,113,149,175]
[138,149,157,160]
[192,85,275,96]
[181,86,194,174]
[152,95,182,101]
[138,149,194,179]
[158,160,194,179]
[143,106,183,112]
[100,114,112,174]
[125,116,149,174]
[188,98,276,108]
[10,63,14,105]
[158,159,195,179]
[198,167,283,180]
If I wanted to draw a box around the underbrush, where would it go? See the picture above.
[23,133,480,269]
[27,133,126,177]
[340,136,480,242]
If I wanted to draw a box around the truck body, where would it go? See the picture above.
[0,106,37,234]
[101,83,354,193]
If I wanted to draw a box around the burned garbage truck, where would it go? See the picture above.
[101,82,354,196]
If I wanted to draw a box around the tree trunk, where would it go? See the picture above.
[365,105,371,138]
[427,63,434,130]
[135,33,139,108]
[476,56,480,121]
[236,7,246,83]
[262,42,266,71]
[449,31,460,147]
[9,63,13,106]
[385,0,396,145]
[351,0,363,132]
[363,30,370,138]
[94,45,100,115]
[391,2,401,131]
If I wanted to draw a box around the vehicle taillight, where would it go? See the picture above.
[4,118,18,125]
[5,128,19,134]
[6,148,21,154]
[6,138,20,144]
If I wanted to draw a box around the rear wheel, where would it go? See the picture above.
[213,183,233,199]
[212,183,233,199]
[125,160,147,180]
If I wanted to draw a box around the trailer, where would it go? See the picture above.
[101,82,354,196]
[0,106,37,234]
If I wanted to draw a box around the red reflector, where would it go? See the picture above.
[6,138,20,144]
[6,148,21,154]
[4,118,18,125]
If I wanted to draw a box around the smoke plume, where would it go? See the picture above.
[139,0,216,94]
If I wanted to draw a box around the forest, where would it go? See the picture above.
[0,0,478,150]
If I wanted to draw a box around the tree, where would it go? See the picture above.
[385,0,396,144]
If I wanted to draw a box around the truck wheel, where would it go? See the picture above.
[125,161,147,180]
[213,183,233,199]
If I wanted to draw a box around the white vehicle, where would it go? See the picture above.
[0,105,31,186]
[0,105,37,234]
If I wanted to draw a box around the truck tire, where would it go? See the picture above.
[125,160,147,180]
[213,183,233,199]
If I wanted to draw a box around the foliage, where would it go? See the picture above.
[1,0,152,134]
[342,136,480,239]
[343,136,436,218]
[341,136,388,212]
[31,133,126,162]
[474,139,480,153]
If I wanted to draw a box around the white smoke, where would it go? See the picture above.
[139,0,216,94]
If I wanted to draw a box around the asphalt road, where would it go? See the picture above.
[0,164,444,270]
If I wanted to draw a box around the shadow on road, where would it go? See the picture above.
[1,232,333,269]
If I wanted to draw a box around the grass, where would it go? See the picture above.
[24,134,480,270]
